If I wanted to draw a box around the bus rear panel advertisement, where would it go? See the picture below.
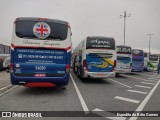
[10,17,72,87]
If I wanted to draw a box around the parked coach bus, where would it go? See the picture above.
[144,52,150,71]
[116,45,132,74]
[0,44,10,70]
[10,17,72,88]
[149,54,159,71]
[132,49,144,72]
[72,36,116,79]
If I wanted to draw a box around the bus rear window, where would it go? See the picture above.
[132,50,143,56]
[86,37,115,50]
[149,55,158,61]
[117,46,131,54]
[117,56,131,61]
[15,21,68,40]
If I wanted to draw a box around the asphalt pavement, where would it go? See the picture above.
[0,70,160,120]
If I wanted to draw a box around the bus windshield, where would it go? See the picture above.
[86,37,115,50]
[16,21,68,40]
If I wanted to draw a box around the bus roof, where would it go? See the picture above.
[132,49,143,52]
[117,45,131,48]
[15,17,68,25]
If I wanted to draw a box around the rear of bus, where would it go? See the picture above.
[83,36,116,78]
[148,54,159,71]
[116,46,132,74]
[10,17,71,87]
[144,52,149,71]
[132,49,144,72]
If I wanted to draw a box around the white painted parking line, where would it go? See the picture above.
[121,74,158,82]
[129,80,160,120]
[143,80,158,82]
[70,74,89,113]
[114,96,140,104]
[108,78,132,88]
[92,108,126,120]
[135,85,151,89]
[141,82,155,85]
[0,84,12,91]
[147,77,159,80]
[0,86,18,97]
[127,89,147,94]
[133,72,153,77]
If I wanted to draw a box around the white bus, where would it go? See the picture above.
[0,44,10,70]
[10,17,72,87]
[116,45,132,74]
[148,54,159,71]
[72,36,116,79]
[144,52,150,71]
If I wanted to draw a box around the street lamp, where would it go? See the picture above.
[120,11,131,45]
[147,34,154,54]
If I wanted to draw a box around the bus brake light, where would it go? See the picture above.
[10,63,14,72]
[0,58,3,61]
[112,60,116,72]
[83,60,88,71]
[66,64,70,73]
[129,63,132,69]
[34,74,46,77]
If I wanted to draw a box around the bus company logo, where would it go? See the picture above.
[33,22,51,39]
[133,50,140,54]
[117,48,131,53]
[90,39,111,45]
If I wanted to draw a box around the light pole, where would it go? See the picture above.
[120,11,131,45]
[147,34,154,54]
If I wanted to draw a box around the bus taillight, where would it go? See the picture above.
[0,58,3,61]
[112,60,116,72]
[142,63,144,68]
[66,64,70,73]
[83,59,88,71]
[37,18,47,20]
[129,63,132,69]
[10,63,14,72]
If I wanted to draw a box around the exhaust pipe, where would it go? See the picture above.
[19,81,26,85]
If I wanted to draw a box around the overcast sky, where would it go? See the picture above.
[0,0,160,53]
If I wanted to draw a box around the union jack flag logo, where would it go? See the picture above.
[33,22,51,39]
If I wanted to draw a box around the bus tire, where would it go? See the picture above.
[77,68,80,78]
[116,73,119,77]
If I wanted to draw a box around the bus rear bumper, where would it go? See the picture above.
[10,73,70,86]
[116,69,131,74]
[82,71,116,78]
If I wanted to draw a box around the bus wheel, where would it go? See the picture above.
[77,68,80,77]
[116,73,119,77]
